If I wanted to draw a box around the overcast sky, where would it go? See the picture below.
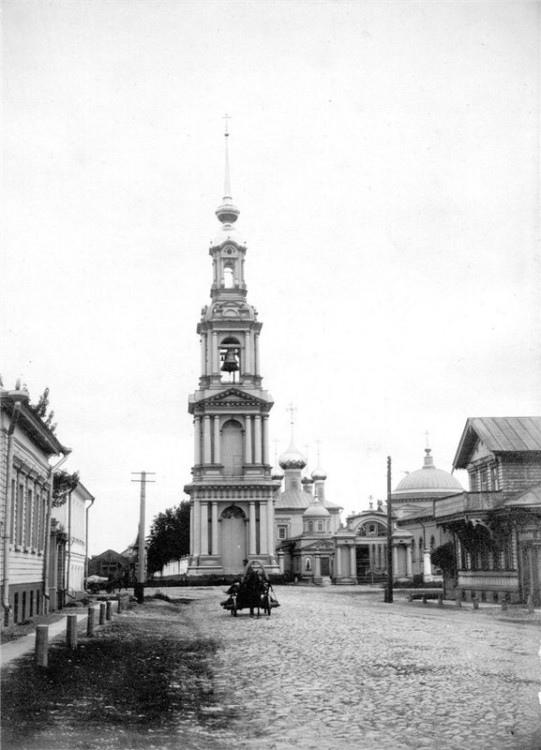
[2,0,539,556]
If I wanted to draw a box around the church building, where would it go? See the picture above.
[184,129,280,577]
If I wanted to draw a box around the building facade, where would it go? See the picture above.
[274,439,342,582]
[392,447,464,582]
[184,133,280,576]
[1,387,69,625]
[434,417,541,604]
[50,480,94,602]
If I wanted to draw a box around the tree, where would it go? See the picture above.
[431,542,456,574]
[29,386,57,433]
[146,501,190,575]
[52,471,80,507]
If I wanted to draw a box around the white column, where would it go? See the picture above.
[190,500,195,555]
[245,331,252,374]
[393,546,399,577]
[254,416,262,463]
[335,545,342,577]
[212,332,218,375]
[194,417,201,465]
[349,545,356,578]
[249,501,257,555]
[200,502,209,555]
[211,502,219,556]
[423,550,432,578]
[200,335,206,376]
[260,502,268,554]
[203,416,211,464]
[193,501,201,557]
[266,497,274,556]
[207,333,213,375]
[315,556,321,578]
[213,417,221,464]
[262,416,269,465]
[406,545,413,577]
[254,333,260,376]
[245,416,253,463]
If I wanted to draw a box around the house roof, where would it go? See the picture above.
[453,417,541,469]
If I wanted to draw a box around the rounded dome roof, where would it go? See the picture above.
[279,440,306,470]
[303,501,330,518]
[271,463,284,480]
[394,449,464,498]
[311,466,327,481]
[211,222,246,249]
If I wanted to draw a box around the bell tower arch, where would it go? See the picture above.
[184,122,280,577]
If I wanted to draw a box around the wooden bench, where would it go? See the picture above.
[407,589,444,605]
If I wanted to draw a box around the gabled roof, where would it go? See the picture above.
[506,485,541,508]
[1,397,69,457]
[453,417,541,469]
[190,387,272,412]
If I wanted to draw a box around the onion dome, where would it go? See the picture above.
[301,476,313,486]
[271,463,284,481]
[279,440,307,470]
[393,448,464,500]
[311,465,327,481]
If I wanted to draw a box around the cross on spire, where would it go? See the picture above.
[424,430,430,449]
[223,112,231,137]
[286,402,297,426]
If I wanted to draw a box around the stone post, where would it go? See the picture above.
[67,613,77,648]
[35,624,48,667]
[87,606,96,636]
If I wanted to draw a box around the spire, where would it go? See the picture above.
[279,403,306,471]
[215,114,240,225]
[223,113,232,200]
[423,432,435,469]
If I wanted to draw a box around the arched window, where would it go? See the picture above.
[221,420,243,475]
[305,558,311,571]
[223,264,234,288]
[220,336,241,383]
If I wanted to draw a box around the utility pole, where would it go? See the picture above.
[385,456,393,603]
[131,472,156,603]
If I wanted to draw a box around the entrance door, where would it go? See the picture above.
[320,557,330,576]
[220,506,246,573]
[356,545,370,581]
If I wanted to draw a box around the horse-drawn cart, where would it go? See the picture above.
[220,561,279,617]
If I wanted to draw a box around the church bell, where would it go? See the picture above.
[221,349,239,372]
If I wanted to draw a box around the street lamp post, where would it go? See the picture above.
[385,456,393,603]
[131,472,155,603]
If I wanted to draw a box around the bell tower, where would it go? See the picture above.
[184,123,280,576]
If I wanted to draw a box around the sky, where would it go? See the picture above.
[2,0,540,556]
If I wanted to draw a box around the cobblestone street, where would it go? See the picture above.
[2,586,540,750]
[179,585,541,750]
